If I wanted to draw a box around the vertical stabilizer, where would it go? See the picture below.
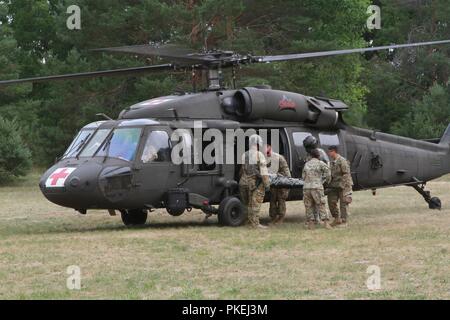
[440,124,450,145]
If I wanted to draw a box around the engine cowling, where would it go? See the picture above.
[222,87,347,129]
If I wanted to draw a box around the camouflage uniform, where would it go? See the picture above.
[302,158,331,222]
[327,154,353,222]
[266,152,291,221]
[304,148,329,222]
[239,149,270,227]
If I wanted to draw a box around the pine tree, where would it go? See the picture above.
[0,116,32,183]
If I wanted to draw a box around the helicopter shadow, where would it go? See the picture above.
[25,218,224,236]
[21,214,307,236]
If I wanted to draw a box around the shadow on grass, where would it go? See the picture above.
[3,214,306,237]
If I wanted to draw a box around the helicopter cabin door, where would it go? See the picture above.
[133,127,172,204]
[164,128,227,203]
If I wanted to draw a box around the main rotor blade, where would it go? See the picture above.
[0,64,174,87]
[255,39,450,63]
[94,44,211,65]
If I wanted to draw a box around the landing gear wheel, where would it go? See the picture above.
[411,184,442,211]
[167,208,185,216]
[429,197,442,210]
[120,209,148,226]
[218,196,246,227]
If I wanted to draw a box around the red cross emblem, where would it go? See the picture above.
[45,167,76,188]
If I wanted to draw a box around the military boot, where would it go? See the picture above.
[307,221,315,230]
[338,219,348,228]
[274,216,285,225]
[330,217,342,227]
[268,216,280,225]
[323,220,333,230]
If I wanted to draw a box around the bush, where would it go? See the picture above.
[0,116,32,184]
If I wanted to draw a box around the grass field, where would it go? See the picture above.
[0,172,449,300]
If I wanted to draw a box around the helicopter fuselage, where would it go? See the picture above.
[39,88,450,218]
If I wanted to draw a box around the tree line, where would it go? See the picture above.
[0,0,449,183]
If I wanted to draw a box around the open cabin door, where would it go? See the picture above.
[168,128,227,203]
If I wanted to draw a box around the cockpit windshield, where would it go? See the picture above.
[79,129,111,158]
[63,129,94,158]
[96,127,142,161]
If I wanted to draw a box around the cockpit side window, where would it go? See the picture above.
[63,129,93,158]
[141,131,171,163]
[79,129,111,158]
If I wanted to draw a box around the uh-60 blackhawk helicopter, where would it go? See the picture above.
[1,40,450,227]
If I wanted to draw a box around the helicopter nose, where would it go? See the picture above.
[39,162,105,209]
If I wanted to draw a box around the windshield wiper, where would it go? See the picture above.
[75,133,93,160]
[102,132,115,163]
[74,134,91,153]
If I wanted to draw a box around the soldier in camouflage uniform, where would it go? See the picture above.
[302,135,329,223]
[327,146,354,227]
[265,144,291,225]
[302,149,332,230]
[239,135,271,229]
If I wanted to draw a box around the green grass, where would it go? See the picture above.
[0,171,449,299]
